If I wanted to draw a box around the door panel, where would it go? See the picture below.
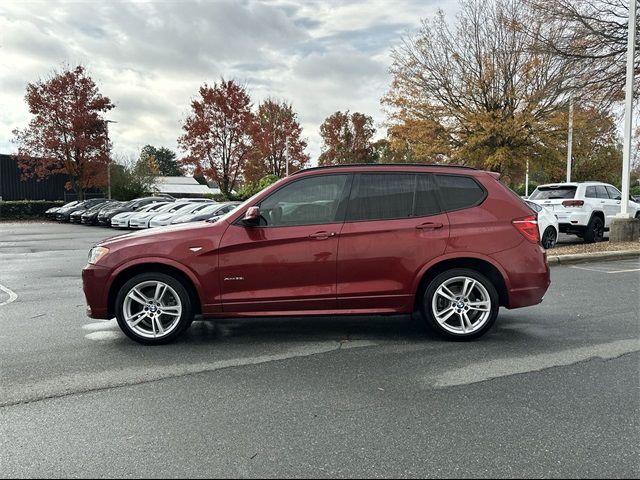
[218,224,341,312]
[336,214,450,311]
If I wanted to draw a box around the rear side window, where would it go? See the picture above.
[346,174,415,221]
[595,185,609,199]
[414,174,441,216]
[530,186,577,200]
[585,186,598,198]
[435,175,486,211]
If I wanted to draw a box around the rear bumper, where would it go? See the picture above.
[82,264,111,319]
[491,242,551,309]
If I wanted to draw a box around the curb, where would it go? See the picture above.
[547,250,640,266]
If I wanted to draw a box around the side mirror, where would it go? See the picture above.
[242,206,260,226]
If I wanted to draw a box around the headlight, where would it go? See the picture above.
[88,246,109,265]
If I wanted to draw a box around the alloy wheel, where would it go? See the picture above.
[123,280,183,339]
[431,276,492,335]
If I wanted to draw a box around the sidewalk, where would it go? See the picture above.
[548,241,640,265]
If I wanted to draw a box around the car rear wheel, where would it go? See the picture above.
[115,272,194,345]
[420,269,499,341]
[584,216,604,243]
[541,226,558,249]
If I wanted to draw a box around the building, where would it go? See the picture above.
[153,176,221,198]
[0,154,69,201]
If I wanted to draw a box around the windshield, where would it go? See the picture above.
[529,186,577,200]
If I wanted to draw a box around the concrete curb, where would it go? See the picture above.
[547,249,640,266]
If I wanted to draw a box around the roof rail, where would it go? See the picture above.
[291,163,477,175]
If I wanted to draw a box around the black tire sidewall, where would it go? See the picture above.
[584,216,604,243]
[542,226,557,249]
[420,268,499,341]
[115,272,194,345]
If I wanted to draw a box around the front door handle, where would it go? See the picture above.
[416,222,444,230]
[309,231,336,240]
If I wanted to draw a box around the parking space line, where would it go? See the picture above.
[0,283,18,306]
[606,268,640,274]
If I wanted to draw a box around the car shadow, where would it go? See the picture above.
[174,314,433,345]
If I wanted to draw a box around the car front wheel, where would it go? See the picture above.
[115,272,194,345]
[421,269,499,341]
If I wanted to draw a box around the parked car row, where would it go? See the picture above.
[45,196,241,229]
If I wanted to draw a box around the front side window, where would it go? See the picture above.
[259,175,349,227]
[606,186,622,200]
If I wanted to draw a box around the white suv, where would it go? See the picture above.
[528,182,640,243]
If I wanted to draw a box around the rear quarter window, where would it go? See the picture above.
[435,175,486,211]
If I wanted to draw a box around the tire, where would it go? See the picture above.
[420,268,499,341]
[583,216,604,243]
[115,272,194,345]
[541,226,558,249]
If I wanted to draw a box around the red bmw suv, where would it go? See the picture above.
[83,165,550,344]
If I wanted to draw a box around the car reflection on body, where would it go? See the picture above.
[171,202,241,225]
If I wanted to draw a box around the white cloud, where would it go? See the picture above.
[0,0,458,164]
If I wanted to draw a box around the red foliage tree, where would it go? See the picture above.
[318,111,377,166]
[12,65,115,199]
[178,79,256,197]
[245,99,310,182]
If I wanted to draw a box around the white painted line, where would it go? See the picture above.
[569,265,615,273]
[85,331,122,342]
[1,340,378,406]
[0,283,18,307]
[607,268,640,274]
[433,338,640,388]
[82,318,118,331]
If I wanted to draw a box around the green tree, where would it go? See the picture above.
[109,155,158,200]
[140,145,182,176]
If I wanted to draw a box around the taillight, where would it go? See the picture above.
[512,215,539,243]
[562,200,584,207]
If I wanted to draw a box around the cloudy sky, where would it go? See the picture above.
[0,0,458,164]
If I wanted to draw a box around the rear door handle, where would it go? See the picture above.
[309,231,336,240]
[416,222,444,230]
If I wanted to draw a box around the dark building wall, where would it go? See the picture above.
[0,154,71,201]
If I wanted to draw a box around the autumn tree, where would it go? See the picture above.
[140,145,182,176]
[527,0,639,102]
[318,111,377,165]
[245,99,310,181]
[383,0,579,183]
[178,79,255,198]
[12,65,115,199]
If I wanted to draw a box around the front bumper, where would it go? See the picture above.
[82,264,111,319]
[111,218,130,228]
[129,219,150,229]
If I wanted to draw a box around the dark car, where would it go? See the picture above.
[46,201,78,220]
[96,196,174,226]
[56,198,107,222]
[83,164,550,345]
[80,201,123,225]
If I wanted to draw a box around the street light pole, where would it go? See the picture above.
[103,120,117,200]
[566,97,574,183]
[618,0,637,218]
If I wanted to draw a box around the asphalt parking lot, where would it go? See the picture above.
[0,222,638,478]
